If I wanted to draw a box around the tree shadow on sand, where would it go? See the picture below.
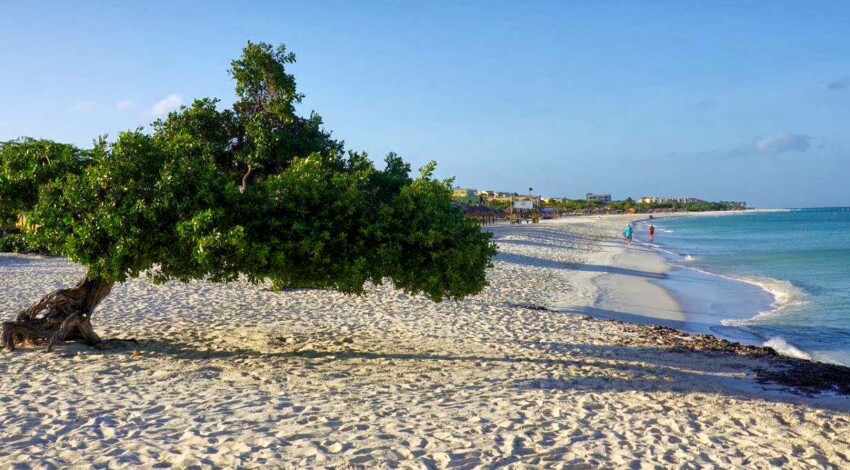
[490,232,629,253]
[488,223,637,243]
[493,238,627,253]
[77,328,850,412]
[496,252,667,280]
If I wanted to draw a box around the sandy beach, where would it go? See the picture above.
[2,214,849,468]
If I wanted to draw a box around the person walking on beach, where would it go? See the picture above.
[623,224,633,245]
[649,223,655,243]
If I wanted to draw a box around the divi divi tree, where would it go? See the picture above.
[1,42,496,351]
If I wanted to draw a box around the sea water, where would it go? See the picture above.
[636,208,850,366]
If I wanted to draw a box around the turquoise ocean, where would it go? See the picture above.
[636,208,850,366]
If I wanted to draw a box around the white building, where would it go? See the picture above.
[586,193,612,203]
[675,197,705,204]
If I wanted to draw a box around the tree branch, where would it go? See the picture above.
[239,165,255,194]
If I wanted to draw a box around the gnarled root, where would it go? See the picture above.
[2,277,112,352]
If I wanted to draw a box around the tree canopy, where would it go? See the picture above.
[12,41,496,303]
[0,138,91,228]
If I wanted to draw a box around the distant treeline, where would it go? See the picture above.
[648,200,748,212]
[545,198,747,213]
[467,197,747,213]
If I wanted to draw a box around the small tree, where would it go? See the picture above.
[0,138,91,229]
[2,42,496,351]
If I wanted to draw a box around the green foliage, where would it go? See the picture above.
[0,233,32,253]
[634,200,747,212]
[680,201,747,212]
[546,197,746,213]
[454,194,484,205]
[378,164,494,301]
[26,42,495,302]
[0,138,91,227]
[607,200,632,212]
[548,199,603,212]
[484,199,511,211]
[227,42,342,185]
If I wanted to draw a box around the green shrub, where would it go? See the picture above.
[0,233,31,253]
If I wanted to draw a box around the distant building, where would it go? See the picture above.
[638,196,706,204]
[676,197,705,204]
[452,188,476,198]
[586,193,612,203]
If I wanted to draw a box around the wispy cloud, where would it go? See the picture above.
[149,94,183,117]
[753,133,811,154]
[116,100,135,110]
[668,133,816,161]
[827,76,850,90]
[72,101,96,111]
[722,133,813,158]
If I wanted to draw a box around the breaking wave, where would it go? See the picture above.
[763,337,811,360]
[719,275,806,327]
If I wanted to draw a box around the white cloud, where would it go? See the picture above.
[754,133,812,154]
[149,94,184,117]
[72,101,96,111]
[116,100,135,110]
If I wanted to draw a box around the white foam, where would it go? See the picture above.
[648,227,819,362]
[763,337,811,361]
[719,275,806,326]
[652,246,682,258]
[654,253,804,328]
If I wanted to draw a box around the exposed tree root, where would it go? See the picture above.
[2,277,113,352]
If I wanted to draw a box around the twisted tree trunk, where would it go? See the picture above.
[2,276,113,352]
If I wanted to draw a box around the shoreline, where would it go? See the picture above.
[530,213,850,387]
[626,210,844,366]
[547,211,757,330]
[582,211,798,351]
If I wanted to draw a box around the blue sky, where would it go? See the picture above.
[1,1,848,207]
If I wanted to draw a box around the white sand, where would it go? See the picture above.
[2,214,849,468]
